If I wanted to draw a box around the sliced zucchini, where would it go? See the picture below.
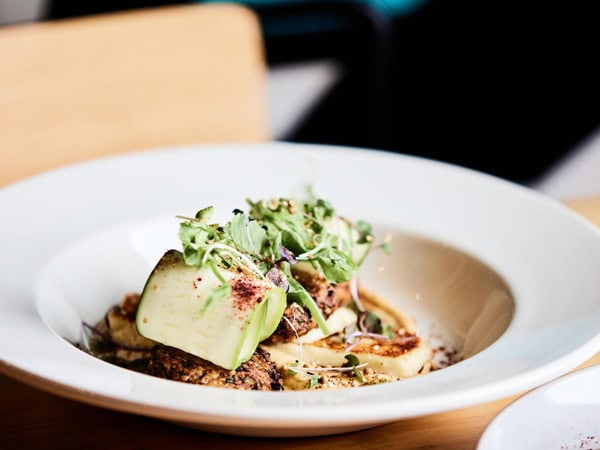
[136,250,286,370]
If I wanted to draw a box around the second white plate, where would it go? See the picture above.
[478,365,600,450]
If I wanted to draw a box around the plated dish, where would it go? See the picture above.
[83,194,437,391]
[478,364,600,450]
[1,142,600,437]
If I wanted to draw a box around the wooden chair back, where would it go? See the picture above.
[0,4,269,185]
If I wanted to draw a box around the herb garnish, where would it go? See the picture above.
[178,194,374,334]
[308,373,320,388]
[343,354,364,383]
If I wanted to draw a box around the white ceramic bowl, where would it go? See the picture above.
[1,142,600,437]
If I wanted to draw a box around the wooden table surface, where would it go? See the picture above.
[0,336,598,450]
[1,6,600,449]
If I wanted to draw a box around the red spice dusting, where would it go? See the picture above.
[230,277,268,313]
[192,277,202,289]
[390,331,420,353]
[426,327,462,371]
[431,345,462,371]
[569,434,599,450]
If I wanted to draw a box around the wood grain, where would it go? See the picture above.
[564,196,600,226]
[1,353,599,449]
[0,3,269,187]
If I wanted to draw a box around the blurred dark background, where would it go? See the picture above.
[43,0,600,184]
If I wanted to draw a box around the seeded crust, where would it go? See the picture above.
[266,302,314,343]
[267,273,352,344]
[91,280,431,391]
[282,365,402,390]
[147,344,283,391]
[313,331,421,357]
[294,269,341,317]
[97,293,285,391]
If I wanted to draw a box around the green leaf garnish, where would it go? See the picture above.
[225,212,267,259]
[287,362,299,376]
[382,323,395,339]
[309,373,320,388]
[344,354,364,383]
[195,206,214,221]
[344,354,361,367]
[359,311,383,334]
[282,262,330,334]
[178,192,374,336]
[355,220,373,244]
[197,259,231,316]
[379,242,392,255]
[313,248,357,283]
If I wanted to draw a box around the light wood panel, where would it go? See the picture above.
[0,4,269,186]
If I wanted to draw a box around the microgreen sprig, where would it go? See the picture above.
[178,194,374,335]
